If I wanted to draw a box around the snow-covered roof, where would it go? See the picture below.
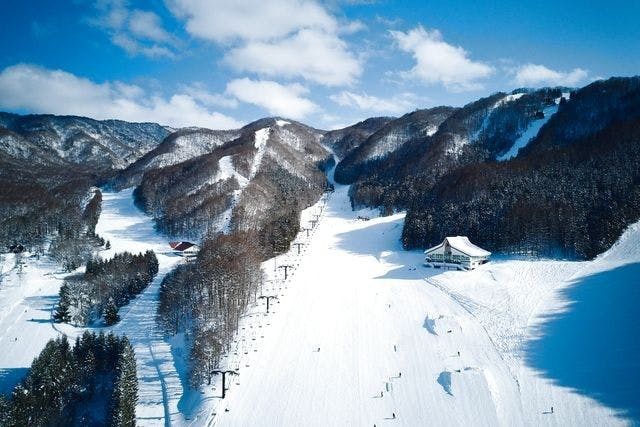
[425,236,491,257]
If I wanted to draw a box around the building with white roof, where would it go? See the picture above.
[424,236,491,270]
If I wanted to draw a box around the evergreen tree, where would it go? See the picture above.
[54,283,71,323]
[110,338,138,427]
[0,393,11,426]
[104,298,120,326]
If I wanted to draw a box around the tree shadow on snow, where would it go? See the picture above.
[0,368,29,394]
[525,262,640,422]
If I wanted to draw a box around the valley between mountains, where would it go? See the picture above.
[1,77,639,426]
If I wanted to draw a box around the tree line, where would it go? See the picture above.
[158,232,263,387]
[55,250,159,326]
[0,332,137,427]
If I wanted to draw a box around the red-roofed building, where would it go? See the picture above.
[169,241,199,257]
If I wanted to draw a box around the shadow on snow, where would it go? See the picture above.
[525,262,640,422]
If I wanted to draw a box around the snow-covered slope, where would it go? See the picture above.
[497,93,568,161]
[0,188,185,425]
[195,168,633,426]
[115,127,240,188]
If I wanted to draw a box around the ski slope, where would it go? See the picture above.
[0,250,69,394]
[0,188,188,425]
[57,188,188,425]
[203,174,632,426]
[1,177,637,425]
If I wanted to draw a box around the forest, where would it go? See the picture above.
[401,78,640,259]
[0,332,137,427]
[158,232,263,386]
[55,251,159,326]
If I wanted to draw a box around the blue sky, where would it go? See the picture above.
[0,0,638,129]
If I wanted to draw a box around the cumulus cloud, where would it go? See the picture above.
[92,0,178,58]
[390,26,493,92]
[167,0,361,86]
[226,78,318,119]
[0,64,241,129]
[167,0,336,42]
[513,64,588,87]
[225,29,361,86]
[330,91,416,114]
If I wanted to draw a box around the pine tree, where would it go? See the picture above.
[105,240,111,250]
[0,393,11,426]
[110,338,138,427]
[54,283,71,323]
[104,298,120,326]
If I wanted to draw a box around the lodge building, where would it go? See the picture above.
[424,236,490,270]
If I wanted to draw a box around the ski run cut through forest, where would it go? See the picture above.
[0,162,638,426]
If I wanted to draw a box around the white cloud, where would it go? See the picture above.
[128,9,174,43]
[167,0,336,42]
[167,0,361,86]
[0,64,242,129]
[513,64,588,87]
[330,91,416,114]
[112,33,175,59]
[181,83,239,109]
[226,78,317,119]
[92,0,178,58]
[390,26,493,92]
[225,29,361,86]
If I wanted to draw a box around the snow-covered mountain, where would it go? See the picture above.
[132,117,331,243]
[321,116,394,159]
[334,106,456,184]
[0,112,170,171]
[401,77,640,259]
[347,87,568,209]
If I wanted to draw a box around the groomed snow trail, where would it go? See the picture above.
[205,176,627,426]
[92,189,185,425]
[0,188,187,425]
[53,188,186,426]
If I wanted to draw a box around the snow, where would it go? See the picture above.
[497,101,560,161]
[1,135,637,425]
[193,165,633,426]
[0,251,71,394]
[0,188,188,425]
[86,189,186,424]
[275,120,290,127]
[426,236,491,257]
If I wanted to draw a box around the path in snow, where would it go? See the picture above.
[79,189,186,425]
[204,174,626,426]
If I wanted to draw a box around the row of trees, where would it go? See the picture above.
[0,332,137,426]
[55,251,159,326]
[158,232,263,387]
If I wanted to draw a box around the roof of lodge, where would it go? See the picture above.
[425,236,491,257]
[169,241,197,251]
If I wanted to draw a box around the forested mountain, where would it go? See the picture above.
[0,112,169,171]
[321,116,394,158]
[0,112,170,251]
[345,88,567,212]
[132,117,331,243]
[401,77,640,259]
[334,106,456,184]
[111,127,240,189]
